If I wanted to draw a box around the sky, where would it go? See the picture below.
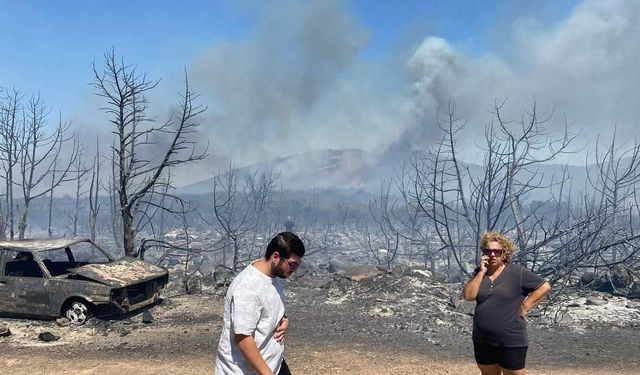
[1,0,638,183]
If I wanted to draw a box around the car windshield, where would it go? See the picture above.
[39,242,111,276]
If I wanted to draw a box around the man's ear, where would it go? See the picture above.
[271,252,281,264]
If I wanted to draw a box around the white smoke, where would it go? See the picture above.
[400,0,640,162]
[69,0,640,185]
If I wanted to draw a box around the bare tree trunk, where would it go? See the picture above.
[47,159,57,237]
[212,163,250,271]
[17,204,30,239]
[123,209,136,257]
[181,201,192,292]
[0,89,23,240]
[232,238,240,272]
[89,137,100,241]
[108,144,122,249]
[67,147,86,237]
[507,167,527,253]
[18,100,78,239]
[72,166,81,236]
[0,201,5,240]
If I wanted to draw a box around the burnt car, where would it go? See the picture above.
[0,238,168,324]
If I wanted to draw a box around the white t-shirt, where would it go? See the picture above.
[215,263,286,374]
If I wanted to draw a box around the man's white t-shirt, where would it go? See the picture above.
[215,263,285,374]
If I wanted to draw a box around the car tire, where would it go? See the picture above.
[63,300,91,325]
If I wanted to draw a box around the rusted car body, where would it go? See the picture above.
[0,238,168,323]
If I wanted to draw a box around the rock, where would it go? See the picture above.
[327,258,350,274]
[390,265,411,276]
[200,273,217,290]
[432,289,449,300]
[449,275,464,283]
[580,272,598,287]
[38,332,60,342]
[527,307,542,318]
[56,317,71,327]
[326,263,339,274]
[556,312,574,324]
[449,292,475,315]
[0,323,11,337]
[343,265,384,282]
[186,277,202,294]
[291,262,314,280]
[411,269,431,278]
[142,309,154,324]
[449,292,463,308]
[611,267,633,288]
[626,301,640,309]
[433,272,448,283]
[214,269,235,287]
[586,298,606,306]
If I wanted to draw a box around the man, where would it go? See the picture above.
[283,217,295,232]
[215,232,305,375]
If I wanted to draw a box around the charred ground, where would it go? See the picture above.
[1,266,639,375]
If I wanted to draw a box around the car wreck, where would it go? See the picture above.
[0,238,168,324]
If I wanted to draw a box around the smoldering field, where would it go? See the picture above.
[2,187,640,375]
[3,117,640,375]
[1,233,639,375]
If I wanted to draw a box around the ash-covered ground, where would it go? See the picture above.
[1,264,639,374]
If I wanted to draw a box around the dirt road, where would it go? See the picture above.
[1,344,637,375]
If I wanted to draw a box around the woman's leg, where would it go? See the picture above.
[477,363,502,375]
[474,342,501,375]
[497,346,527,375]
[500,368,525,375]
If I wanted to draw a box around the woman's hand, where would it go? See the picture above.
[479,255,489,274]
[519,304,529,320]
[520,281,551,320]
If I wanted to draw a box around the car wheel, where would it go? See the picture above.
[64,301,91,325]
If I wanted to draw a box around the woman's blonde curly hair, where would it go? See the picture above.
[480,231,516,263]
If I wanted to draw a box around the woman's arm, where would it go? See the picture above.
[520,281,551,319]
[462,255,488,301]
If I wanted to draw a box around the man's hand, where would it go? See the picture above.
[519,304,529,320]
[274,316,289,343]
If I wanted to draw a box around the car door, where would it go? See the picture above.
[0,249,15,313]
[0,250,51,317]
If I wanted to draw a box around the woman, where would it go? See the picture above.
[463,231,551,375]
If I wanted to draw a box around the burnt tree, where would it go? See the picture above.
[93,51,207,257]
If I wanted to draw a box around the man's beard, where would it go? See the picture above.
[273,265,289,279]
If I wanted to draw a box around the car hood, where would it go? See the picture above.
[68,258,168,288]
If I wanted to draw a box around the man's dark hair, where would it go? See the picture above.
[265,232,305,259]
